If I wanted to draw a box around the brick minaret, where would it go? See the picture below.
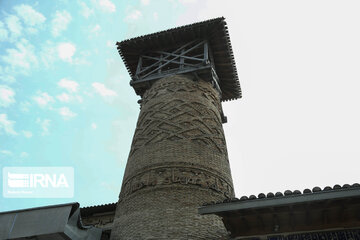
[111,18,241,239]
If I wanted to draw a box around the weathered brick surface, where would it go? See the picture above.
[111,75,234,239]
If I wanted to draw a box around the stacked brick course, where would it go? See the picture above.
[111,74,234,239]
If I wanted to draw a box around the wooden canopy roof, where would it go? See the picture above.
[116,17,241,101]
[199,184,360,238]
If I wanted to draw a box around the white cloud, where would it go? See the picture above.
[0,66,15,83]
[56,92,71,102]
[1,150,12,156]
[26,27,38,35]
[91,122,97,129]
[98,0,116,12]
[141,0,150,5]
[36,118,51,136]
[0,75,15,83]
[6,15,22,38]
[0,21,9,41]
[79,1,94,18]
[0,114,17,135]
[1,39,37,73]
[22,130,32,138]
[0,85,15,107]
[20,152,29,158]
[92,82,117,97]
[40,41,57,68]
[57,78,79,92]
[57,42,76,63]
[125,10,142,22]
[14,4,46,27]
[33,91,54,108]
[51,10,72,37]
[90,24,101,36]
[58,107,77,120]
[42,41,84,67]
[56,92,83,103]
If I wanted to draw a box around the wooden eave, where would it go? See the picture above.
[116,17,241,102]
[199,187,360,238]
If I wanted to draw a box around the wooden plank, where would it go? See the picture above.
[135,56,142,78]
[180,49,184,69]
[137,40,197,75]
[140,40,206,79]
[204,41,209,63]
[158,54,163,74]
[154,51,204,62]
[132,65,211,83]
[141,57,203,69]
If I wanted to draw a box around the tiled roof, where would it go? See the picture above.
[80,202,117,217]
[116,17,241,102]
[81,202,117,209]
[202,183,360,206]
[199,183,360,237]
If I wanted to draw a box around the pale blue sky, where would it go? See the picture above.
[1,0,360,212]
[0,0,187,211]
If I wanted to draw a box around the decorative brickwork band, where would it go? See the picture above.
[130,96,226,157]
[141,79,222,110]
[120,166,234,200]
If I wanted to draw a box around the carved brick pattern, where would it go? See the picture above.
[142,80,221,110]
[82,216,114,228]
[120,166,234,200]
[129,89,226,157]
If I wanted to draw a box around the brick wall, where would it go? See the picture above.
[111,74,234,239]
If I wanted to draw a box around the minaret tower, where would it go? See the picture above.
[111,18,241,239]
